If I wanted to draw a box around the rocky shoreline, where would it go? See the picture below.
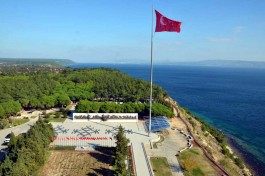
[226,136,264,176]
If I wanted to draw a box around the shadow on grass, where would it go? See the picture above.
[89,152,114,165]
[87,146,115,175]
[86,167,115,176]
[94,146,115,156]
[87,173,97,176]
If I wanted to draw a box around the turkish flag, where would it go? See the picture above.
[155,10,181,33]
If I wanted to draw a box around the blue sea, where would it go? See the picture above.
[71,63,265,175]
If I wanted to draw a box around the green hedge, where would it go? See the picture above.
[76,100,174,118]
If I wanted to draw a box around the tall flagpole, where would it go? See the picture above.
[148,5,154,136]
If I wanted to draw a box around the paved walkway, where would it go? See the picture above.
[132,142,152,176]
[146,128,186,176]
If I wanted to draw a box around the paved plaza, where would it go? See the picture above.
[52,119,158,175]
[51,120,158,148]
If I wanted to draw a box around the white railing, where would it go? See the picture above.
[141,143,154,176]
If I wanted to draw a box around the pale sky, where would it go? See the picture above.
[1,0,265,63]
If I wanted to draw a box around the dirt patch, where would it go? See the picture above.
[39,150,115,176]
[170,117,188,133]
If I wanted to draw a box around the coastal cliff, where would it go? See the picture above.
[165,97,252,176]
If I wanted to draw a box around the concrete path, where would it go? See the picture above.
[132,142,152,176]
[146,128,186,176]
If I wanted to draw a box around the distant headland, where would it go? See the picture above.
[0,58,75,67]
[1,58,265,69]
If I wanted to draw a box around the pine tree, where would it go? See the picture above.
[7,132,16,149]
[0,118,55,175]
[114,152,126,176]
[114,125,130,176]
[12,156,29,176]
[8,132,19,162]
[115,125,130,157]
[0,155,13,175]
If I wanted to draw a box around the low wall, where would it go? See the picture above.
[73,113,138,122]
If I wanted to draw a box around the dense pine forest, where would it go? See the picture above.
[0,119,54,175]
[0,68,171,119]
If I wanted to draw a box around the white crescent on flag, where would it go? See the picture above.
[160,16,166,25]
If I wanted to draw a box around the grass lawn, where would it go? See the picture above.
[219,158,241,176]
[177,146,216,176]
[46,117,66,122]
[1,118,30,129]
[12,118,30,126]
[150,157,173,176]
[49,146,76,150]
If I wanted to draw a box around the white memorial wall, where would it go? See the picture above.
[73,113,138,122]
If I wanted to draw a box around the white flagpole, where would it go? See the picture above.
[148,5,154,136]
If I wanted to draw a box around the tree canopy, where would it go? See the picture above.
[0,119,54,176]
[114,125,130,176]
[76,100,174,118]
[0,68,169,119]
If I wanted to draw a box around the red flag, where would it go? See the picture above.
[155,10,181,33]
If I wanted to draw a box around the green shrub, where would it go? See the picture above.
[221,145,230,156]
[55,112,62,118]
[0,119,9,129]
[234,158,244,169]
[51,146,75,150]
[192,168,204,176]
[44,113,50,118]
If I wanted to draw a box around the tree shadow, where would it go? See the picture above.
[89,152,114,165]
[86,173,97,176]
[87,167,115,176]
[0,151,6,162]
[65,110,75,120]
[94,146,115,156]
[0,147,9,162]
